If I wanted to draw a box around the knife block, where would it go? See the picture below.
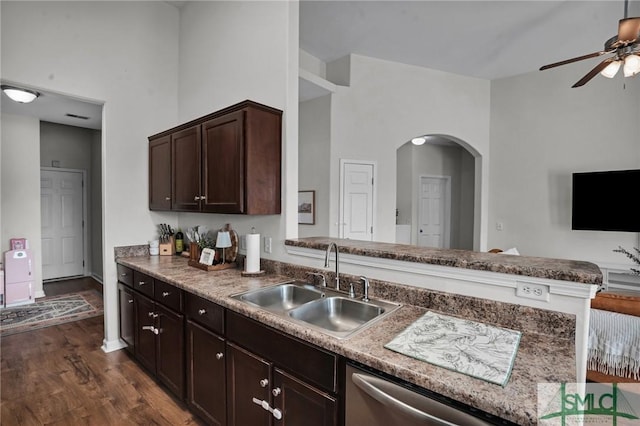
[160,236,175,256]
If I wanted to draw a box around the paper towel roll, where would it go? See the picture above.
[245,233,261,273]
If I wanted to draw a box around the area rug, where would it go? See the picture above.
[0,290,103,337]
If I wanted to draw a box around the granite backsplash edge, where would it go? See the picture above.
[113,245,575,340]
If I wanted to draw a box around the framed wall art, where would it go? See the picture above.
[298,190,315,225]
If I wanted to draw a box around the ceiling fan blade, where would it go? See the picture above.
[572,58,615,88]
[617,17,640,44]
[539,51,605,71]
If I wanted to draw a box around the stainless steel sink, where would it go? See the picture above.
[288,297,384,336]
[233,282,324,313]
[231,281,401,339]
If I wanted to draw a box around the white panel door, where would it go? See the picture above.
[341,162,374,241]
[417,176,450,248]
[41,169,84,280]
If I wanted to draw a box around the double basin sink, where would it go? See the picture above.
[232,281,401,339]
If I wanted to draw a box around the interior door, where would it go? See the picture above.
[340,161,374,241]
[41,168,85,280]
[417,176,450,248]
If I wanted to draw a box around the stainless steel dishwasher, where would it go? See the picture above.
[346,363,512,426]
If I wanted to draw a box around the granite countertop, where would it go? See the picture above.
[117,255,576,425]
[286,237,603,284]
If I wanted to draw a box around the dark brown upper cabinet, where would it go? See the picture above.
[148,100,282,215]
[148,135,172,210]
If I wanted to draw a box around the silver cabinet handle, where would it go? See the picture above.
[162,291,170,297]
[272,387,281,396]
[260,378,269,387]
[194,196,201,201]
[216,352,224,360]
[148,312,158,318]
[138,281,146,286]
[198,308,206,315]
[120,273,128,277]
[128,299,134,304]
[165,197,171,201]
[251,398,282,420]
[142,325,157,334]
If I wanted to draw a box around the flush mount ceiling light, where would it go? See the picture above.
[1,85,41,103]
[411,137,427,146]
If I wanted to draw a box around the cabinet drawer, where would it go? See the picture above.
[227,311,338,393]
[117,264,133,287]
[154,279,183,312]
[133,270,154,298]
[185,292,224,334]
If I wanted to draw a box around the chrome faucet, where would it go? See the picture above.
[324,242,340,290]
[360,276,370,302]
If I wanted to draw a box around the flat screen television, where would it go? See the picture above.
[572,169,640,232]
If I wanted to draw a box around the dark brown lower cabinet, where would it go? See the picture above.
[273,368,337,426]
[186,320,227,426]
[227,342,271,426]
[134,292,185,399]
[226,341,338,426]
[118,283,135,354]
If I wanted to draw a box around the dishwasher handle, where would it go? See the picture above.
[352,372,459,426]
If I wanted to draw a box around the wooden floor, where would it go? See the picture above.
[1,279,204,425]
[43,276,103,297]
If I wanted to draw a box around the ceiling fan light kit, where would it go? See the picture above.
[539,1,640,87]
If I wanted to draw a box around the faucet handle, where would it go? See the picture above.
[306,272,327,287]
[360,276,370,302]
[348,283,356,298]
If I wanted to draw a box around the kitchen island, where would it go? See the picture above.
[116,251,588,425]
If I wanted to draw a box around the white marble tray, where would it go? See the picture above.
[385,311,521,386]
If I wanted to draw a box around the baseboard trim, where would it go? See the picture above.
[102,338,127,353]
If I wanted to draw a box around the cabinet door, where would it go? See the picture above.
[226,342,270,426]
[172,125,201,211]
[118,284,135,353]
[149,135,172,210]
[156,303,185,399]
[202,111,245,214]
[273,368,338,426]
[186,320,227,426]
[134,293,157,374]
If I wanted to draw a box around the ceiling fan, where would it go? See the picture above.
[539,0,640,87]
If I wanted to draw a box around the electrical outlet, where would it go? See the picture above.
[263,236,272,254]
[516,282,549,302]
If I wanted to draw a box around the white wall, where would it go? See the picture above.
[299,95,331,237]
[175,1,298,259]
[1,1,180,350]
[1,114,44,297]
[489,63,640,266]
[328,54,491,243]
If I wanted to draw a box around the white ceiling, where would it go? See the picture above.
[300,0,639,81]
[3,0,638,129]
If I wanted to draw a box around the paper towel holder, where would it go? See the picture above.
[241,227,265,277]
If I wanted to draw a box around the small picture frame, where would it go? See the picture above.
[199,248,216,266]
[298,190,315,225]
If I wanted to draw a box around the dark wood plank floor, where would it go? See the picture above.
[1,279,204,425]
[43,276,103,297]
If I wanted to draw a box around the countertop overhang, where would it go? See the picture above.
[116,255,576,425]
[285,237,602,285]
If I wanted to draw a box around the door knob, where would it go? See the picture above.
[259,378,269,387]
[216,352,224,360]
[198,308,207,315]
[272,387,281,396]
